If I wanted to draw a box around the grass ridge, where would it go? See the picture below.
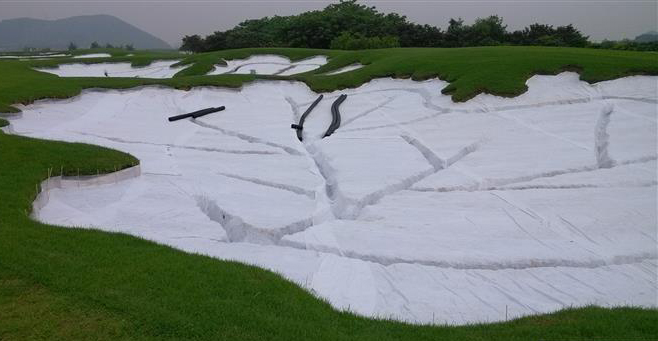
[1,47,657,340]
[2,47,656,113]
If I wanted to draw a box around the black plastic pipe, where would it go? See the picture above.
[168,106,225,122]
[192,106,225,119]
[291,95,323,141]
[324,94,346,137]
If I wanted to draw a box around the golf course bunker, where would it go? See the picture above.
[324,63,364,75]
[0,53,70,59]
[73,53,112,58]
[207,54,327,75]
[7,73,657,325]
[35,60,184,78]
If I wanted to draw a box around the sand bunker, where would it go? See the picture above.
[0,53,70,59]
[35,60,184,78]
[324,63,364,75]
[73,53,112,59]
[6,73,657,324]
[207,55,327,75]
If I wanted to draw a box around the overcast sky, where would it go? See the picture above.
[1,0,656,47]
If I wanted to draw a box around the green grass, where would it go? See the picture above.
[1,46,656,113]
[172,47,658,101]
[0,271,135,340]
[27,48,183,69]
[0,59,254,113]
[1,132,657,340]
[1,47,657,339]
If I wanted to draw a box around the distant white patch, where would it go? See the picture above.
[324,63,364,75]
[72,53,112,59]
[34,60,184,78]
[207,54,327,76]
[7,73,657,325]
[0,54,69,59]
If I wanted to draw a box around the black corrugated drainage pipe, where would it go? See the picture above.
[168,106,225,122]
[291,95,323,141]
[324,94,347,137]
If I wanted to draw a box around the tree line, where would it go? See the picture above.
[68,42,135,51]
[180,0,608,52]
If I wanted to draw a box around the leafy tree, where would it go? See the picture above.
[125,44,134,51]
[105,43,115,49]
[444,18,465,47]
[330,32,399,49]
[178,1,601,51]
[179,35,205,52]
[467,15,506,45]
[90,41,100,49]
[508,23,587,47]
[555,24,588,47]
[204,31,228,51]
[522,24,555,45]
[397,23,443,47]
[68,42,77,51]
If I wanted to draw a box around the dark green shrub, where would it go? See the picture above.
[330,32,400,50]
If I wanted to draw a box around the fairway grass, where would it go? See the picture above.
[174,47,658,102]
[1,46,657,113]
[1,47,657,340]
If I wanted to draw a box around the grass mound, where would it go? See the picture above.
[175,47,658,101]
[1,47,656,112]
[0,47,657,340]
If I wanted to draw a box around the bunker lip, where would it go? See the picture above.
[33,59,184,78]
[72,53,112,59]
[207,54,328,76]
[0,53,70,59]
[323,63,365,75]
[8,73,657,325]
[3,56,656,113]
[32,165,142,216]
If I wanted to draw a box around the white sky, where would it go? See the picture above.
[1,0,656,47]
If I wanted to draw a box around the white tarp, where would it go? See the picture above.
[207,55,327,76]
[324,63,364,75]
[72,53,112,59]
[35,60,184,78]
[6,73,657,325]
[0,53,70,59]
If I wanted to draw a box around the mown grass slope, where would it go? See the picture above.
[1,47,657,340]
[173,47,658,101]
[1,46,656,113]
[1,132,657,340]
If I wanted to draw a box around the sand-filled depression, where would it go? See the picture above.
[4,72,657,324]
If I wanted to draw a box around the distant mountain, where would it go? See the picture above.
[0,15,171,50]
[634,30,658,43]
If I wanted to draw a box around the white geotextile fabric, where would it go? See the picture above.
[0,54,70,59]
[35,60,184,78]
[72,53,112,59]
[207,54,328,76]
[6,73,657,325]
[324,63,364,75]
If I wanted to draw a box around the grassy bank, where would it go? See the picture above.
[175,47,658,101]
[1,47,657,340]
[1,46,656,113]
[1,132,657,340]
